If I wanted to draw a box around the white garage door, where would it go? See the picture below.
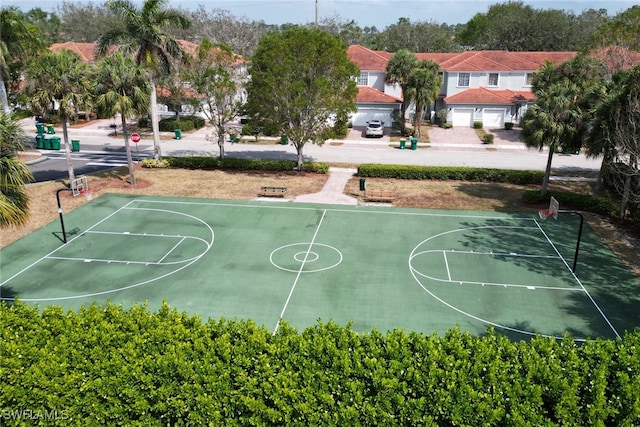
[483,109,505,128]
[351,108,395,127]
[452,108,474,127]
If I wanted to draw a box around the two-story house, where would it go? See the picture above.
[347,45,576,128]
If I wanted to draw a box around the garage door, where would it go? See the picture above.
[483,109,505,128]
[351,107,396,127]
[452,108,474,127]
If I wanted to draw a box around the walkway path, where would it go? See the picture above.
[294,167,358,205]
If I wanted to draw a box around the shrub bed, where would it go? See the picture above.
[358,164,544,185]
[160,156,329,174]
[2,302,638,426]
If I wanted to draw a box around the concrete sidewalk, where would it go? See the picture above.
[294,167,358,205]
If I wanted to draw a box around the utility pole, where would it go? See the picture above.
[315,0,318,27]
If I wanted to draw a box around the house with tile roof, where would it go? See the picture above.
[347,44,577,128]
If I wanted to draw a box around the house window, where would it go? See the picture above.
[487,73,499,86]
[358,71,369,86]
[458,72,470,87]
[524,73,534,86]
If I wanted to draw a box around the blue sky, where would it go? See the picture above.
[9,1,637,28]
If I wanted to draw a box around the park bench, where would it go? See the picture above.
[364,190,395,203]
[259,186,287,197]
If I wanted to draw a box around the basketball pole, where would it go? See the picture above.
[558,210,584,273]
[56,187,73,244]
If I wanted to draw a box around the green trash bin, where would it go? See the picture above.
[410,137,418,150]
[399,139,406,149]
[43,138,52,150]
[72,139,80,152]
[280,134,289,145]
[46,124,55,134]
[230,134,238,144]
[36,123,45,135]
[174,129,181,140]
[35,134,44,149]
[50,136,61,150]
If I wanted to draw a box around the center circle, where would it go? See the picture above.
[295,251,319,263]
[270,243,343,273]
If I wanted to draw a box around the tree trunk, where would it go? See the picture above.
[593,156,607,197]
[149,78,162,161]
[620,174,631,219]
[61,119,76,182]
[121,115,136,185]
[296,144,303,171]
[218,124,226,160]
[540,144,555,197]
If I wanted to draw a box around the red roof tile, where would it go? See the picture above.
[348,45,391,71]
[444,87,535,104]
[49,42,98,62]
[356,86,402,103]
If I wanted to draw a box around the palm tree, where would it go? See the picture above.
[93,52,151,185]
[385,49,417,134]
[0,112,34,227]
[405,60,441,138]
[23,49,92,182]
[522,81,582,196]
[0,7,43,112]
[96,0,191,162]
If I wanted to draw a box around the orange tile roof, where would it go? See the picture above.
[356,86,402,104]
[444,87,535,104]
[347,45,392,71]
[49,42,98,62]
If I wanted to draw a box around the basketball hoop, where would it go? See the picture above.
[80,190,93,201]
[538,210,553,221]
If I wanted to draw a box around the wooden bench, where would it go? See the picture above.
[364,190,395,203]
[259,186,287,197]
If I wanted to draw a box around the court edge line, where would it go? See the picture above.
[534,219,621,339]
[273,209,327,335]
[0,200,137,288]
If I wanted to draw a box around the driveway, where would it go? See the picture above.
[428,126,527,149]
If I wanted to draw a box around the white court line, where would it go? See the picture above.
[443,251,452,282]
[0,200,137,288]
[534,219,621,338]
[158,237,186,263]
[273,209,328,335]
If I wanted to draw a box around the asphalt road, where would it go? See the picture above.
[23,118,602,182]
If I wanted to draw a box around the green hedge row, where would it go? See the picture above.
[358,164,544,185]
[162,156,329,174]
[2,302,638,426]
[159,116,206,132]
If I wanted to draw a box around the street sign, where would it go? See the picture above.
[130,133,141,143]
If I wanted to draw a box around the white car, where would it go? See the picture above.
[365,120,384,137]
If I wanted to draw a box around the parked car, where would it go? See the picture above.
[239,110,249,124]
[365,120,384,137]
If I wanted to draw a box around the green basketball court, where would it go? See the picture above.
[1,194,638,340]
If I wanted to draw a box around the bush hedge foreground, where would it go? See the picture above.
[2,302,639,426]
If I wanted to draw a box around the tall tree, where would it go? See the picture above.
[405,60,441,137]
[0,7,44,111]
[23,49,92,182]
[246,27,359,170]
[385,49,418,135]
[93,52,151,185]
[0,112,33,228]
[97,0,190,161]
[588,66,640,218]
[188,39,243,160]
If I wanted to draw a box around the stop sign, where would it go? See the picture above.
[130,133,141,143]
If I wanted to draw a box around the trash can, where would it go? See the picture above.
[230,134,238,144]
[46,124,55,134]
[72,139,80,152]
[174,129,181,140]
[43,138,52,150]
[280,134,289,145]
[359,178,366,191]
[36,123,45,135]
[399,139,406,149]
[36,134,44,149]
[410,137,418,150]
[50,136,61,150]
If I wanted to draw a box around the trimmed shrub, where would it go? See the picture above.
[357,164,544,185]
[440,123,453,129]
[137,116,150,128]
[473,121,483,129]
[483,134,495,144]
[164,156,329,174]
[504,122,514,130]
